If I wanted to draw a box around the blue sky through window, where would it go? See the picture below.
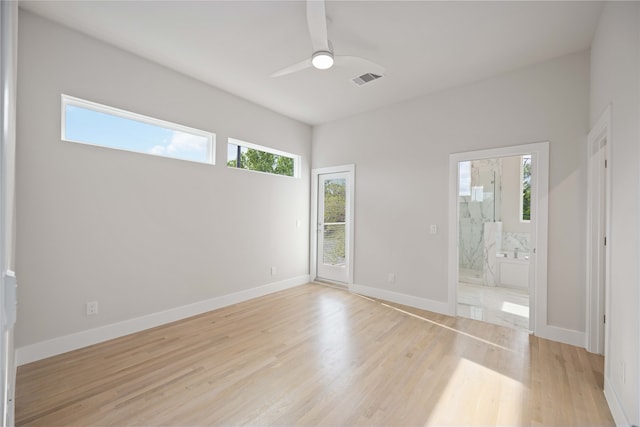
[227,142,246,164]
[64,103,212,164]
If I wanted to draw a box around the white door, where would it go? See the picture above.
[586,113,610,355]
[1,1,18,424]
[316,171,352,283]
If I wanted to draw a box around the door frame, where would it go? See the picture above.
[586,105,612,355]
[448,141,549,334]
[1,1,18,424]
[311,164,355,284]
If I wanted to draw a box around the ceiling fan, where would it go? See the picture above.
[271,0,385,78]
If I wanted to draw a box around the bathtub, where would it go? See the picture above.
[496,251,529,288]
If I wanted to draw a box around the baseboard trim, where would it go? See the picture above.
[535,324,586,348]
[16,275,310,366]
[350,284,587,349]
[604,377,630,426]
[348,283,451,315]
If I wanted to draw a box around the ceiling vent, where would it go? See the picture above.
[352,73,383,86]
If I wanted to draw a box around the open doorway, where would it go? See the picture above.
[448,142,550,335]
[456,155,532,331]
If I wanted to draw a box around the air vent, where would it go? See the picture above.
[352,73,383,86]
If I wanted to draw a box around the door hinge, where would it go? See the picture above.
[604,236,607,246]
[604,314,606,324]
[605,159,608,168]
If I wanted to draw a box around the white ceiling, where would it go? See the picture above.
[20,1,603,126]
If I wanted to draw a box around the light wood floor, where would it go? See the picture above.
[16,283,614,426]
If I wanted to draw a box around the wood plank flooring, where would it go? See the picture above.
[16,283,614,426]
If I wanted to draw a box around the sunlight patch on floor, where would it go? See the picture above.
[501,301,529,319]
[425,358,525,426]
[349,292,516,353]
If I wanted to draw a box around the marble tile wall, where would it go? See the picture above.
[458,158,503,279]
[459,216,484,272]
[482,222,502,286]
[502,232,531,254]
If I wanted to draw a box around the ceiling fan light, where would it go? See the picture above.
[312,51,334,70]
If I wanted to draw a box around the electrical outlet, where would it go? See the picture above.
[430,224,438,234]
[271,266,277,276]
[296,219,301,228]
[86,301,98,316]
[388,273,396,283]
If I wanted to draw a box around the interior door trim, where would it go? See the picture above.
[448,141,549,336]
[586,105,612,356]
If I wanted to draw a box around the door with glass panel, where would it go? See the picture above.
[317,172,350,283]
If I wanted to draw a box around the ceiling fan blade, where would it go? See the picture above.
[335,55,386,76]
[271,58,313,78]
[307,0,330,52]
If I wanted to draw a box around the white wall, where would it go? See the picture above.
[501,155,531,235]
[313,51,590,334]
[590,3,640,425]
[15,11,311,354]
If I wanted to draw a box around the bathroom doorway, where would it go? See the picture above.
[457,155,531,331]
[448,142,550,334]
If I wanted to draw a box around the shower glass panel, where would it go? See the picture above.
[458,159,501,283]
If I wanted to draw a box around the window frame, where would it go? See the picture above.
[520,154,532,223]
[61,94,216,165]
[227,137,301,178]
